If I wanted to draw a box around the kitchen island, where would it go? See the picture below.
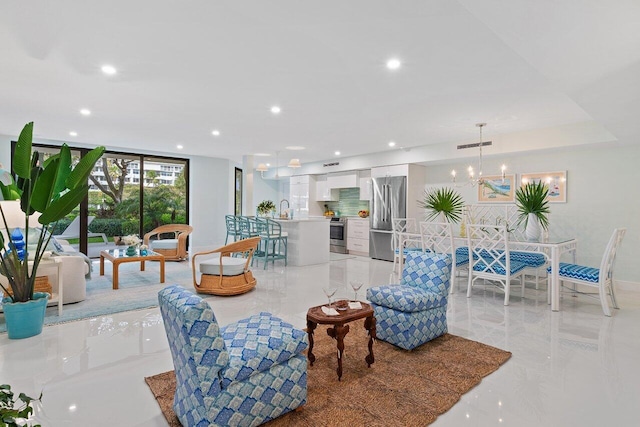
[273,218,330,266]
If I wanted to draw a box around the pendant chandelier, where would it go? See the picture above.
[451,123,505,186]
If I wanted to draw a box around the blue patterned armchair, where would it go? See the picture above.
[158,285,308,426]
[366,252,452,350]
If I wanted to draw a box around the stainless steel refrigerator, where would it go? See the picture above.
[369,176,407,261]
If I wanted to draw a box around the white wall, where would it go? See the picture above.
[252,174,280,215]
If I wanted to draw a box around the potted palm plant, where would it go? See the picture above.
[515,181,550,242]
[0,122,105,339]
[418,187,465,223]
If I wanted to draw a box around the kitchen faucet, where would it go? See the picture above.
[280,199,290,219]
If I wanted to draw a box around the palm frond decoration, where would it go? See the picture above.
[515,181,550,230]
[418,187,465,223]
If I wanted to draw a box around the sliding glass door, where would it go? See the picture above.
[23,142,189,256]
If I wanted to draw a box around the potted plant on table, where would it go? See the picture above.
[0,122,105,339]
[515,181,550,242]
[418,187,465,223]
[256,200,276,217]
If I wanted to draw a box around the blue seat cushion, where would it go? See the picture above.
[454,247,470,267]
[473,258,527,275]
[220,312,308,388]
[394,247,423,255]
[511,251,546,268]
[367,285,448,312]
[548,262,600,283]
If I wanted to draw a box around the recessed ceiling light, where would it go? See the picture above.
[335,151,341,156]
[270,105,281,114]
[266,163,271,167]
[101,65,117,75]
[388,141,396,147]
[386,58,401,70]
[69,131,78,137]
[80,108,91,116]
[211,129,220,136]
[176,144,184,150]
[285,146,305,150]
[254,153,271,157]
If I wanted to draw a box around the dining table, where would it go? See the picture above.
[396,231,577,312]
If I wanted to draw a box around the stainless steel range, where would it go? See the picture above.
[329,217,348,254]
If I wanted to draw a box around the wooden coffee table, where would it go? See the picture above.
[306,301,376,381]
[100,248,165,290]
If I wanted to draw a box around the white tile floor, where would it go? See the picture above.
[1,256,639,426]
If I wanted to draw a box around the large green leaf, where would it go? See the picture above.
[13,122,33,179]
[52,145,72,195]
[65,146,105,189]
[38,184,90,224]
[31,157,60,212]
[19,161,41,215]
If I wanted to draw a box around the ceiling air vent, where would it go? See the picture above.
[323,162,340,167]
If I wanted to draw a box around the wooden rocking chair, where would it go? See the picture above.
[192,236,261,296]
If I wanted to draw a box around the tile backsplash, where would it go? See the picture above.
[324,188,369,216]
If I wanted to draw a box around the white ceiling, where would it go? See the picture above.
[1,0,639,164]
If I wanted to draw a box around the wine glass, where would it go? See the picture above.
[322,286,338,309]
[349,281,364,302]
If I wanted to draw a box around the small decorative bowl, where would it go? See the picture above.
[334,300,349,311]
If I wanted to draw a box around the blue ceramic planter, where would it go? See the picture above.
[2,292,50,339]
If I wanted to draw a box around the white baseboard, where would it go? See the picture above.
[616,280,639,292]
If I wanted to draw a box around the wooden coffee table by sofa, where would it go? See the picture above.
[100,248,165,290]
[306,301,376,381]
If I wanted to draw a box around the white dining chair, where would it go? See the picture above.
[466,224,527,306]
[391,218,421,274]
[548,228,626,316]
[420,221,469,293]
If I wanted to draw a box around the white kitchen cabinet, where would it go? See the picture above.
[371,164,409,178]
[290,175,309,185]
[327,172,359,189]
[315,180,338,201]
[289,175,315,218]
[358,170,371,201]
[347,218,369,256]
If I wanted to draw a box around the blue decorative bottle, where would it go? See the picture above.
[8,228,26,261]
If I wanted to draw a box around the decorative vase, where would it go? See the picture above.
[126,245,137,256]
[525,213,541,242]
[2,292,50,339]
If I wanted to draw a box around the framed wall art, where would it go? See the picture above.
[520,171,567,203]
[477,174,516,203]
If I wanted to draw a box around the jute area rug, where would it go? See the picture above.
[146,320,511,426]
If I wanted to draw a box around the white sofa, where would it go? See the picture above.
[47,239,90,305]
[0,201,89,305]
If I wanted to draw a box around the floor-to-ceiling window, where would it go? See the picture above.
[16,142,189,255]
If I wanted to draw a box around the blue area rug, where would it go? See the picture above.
[0,261,194,333]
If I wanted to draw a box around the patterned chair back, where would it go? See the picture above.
[419,221,454,255]
[400,252,452,295]
[467,224,510,276]
[158,285,229,397]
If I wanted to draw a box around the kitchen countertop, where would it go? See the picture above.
[273,218,328,223]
